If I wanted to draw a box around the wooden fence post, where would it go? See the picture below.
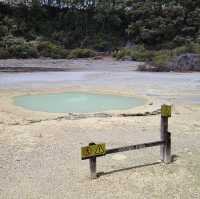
[160,116,168,161]
[89,143,97,179]
[165,132,171,163]
[160,105,172,163]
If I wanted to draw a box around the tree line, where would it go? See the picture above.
[1,0,200,59]
[2,0,123,9]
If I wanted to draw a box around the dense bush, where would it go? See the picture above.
[131,46,154,62]
[0,1,127,52]
[126,0,200,48]
[0,36,25,48]
[0,36,39,58]
[8,43,39,58]
[0,36,69,59]
[68,48,96,59]
[37,41,68,59]
[1,1,200,58]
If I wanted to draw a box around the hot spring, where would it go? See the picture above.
[14,92,145,113]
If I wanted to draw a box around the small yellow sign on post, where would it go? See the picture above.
[161,105,172,117]
[81,144,106,160]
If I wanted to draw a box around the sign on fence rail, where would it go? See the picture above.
[81,104,172,179]
[81,143,106,160]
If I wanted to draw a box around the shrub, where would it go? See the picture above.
[68,48,96,59]
[152,50,172,67]
[93,40,111,52]
[8,43,39,58]
[172,46,188,56]
[112,48,132,60]
[1,35,26,48]
[0,48,10,59]
[0,25,8,38]
[0,36,39,58]
[186,43,200,55]
[170,43,200,57]
[131,46,154,62]
[150,44,200,68]
[113,46,154,61]
[37,41,68,59]
[173,36,187,47]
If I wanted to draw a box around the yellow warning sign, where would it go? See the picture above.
[81,144,106,159]
[161,105,172,117]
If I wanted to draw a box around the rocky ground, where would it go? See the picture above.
[0,58,200,199]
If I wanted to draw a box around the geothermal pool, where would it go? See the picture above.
[14,92,144,113]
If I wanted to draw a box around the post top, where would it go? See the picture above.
[161,104,172,117]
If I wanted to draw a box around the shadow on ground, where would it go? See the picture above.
[97,154,178,177]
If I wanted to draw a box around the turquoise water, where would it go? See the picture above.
[15,92,144,113]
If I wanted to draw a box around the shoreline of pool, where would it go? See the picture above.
[0,86,164,125]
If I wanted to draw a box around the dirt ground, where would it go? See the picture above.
[0,59,200,199]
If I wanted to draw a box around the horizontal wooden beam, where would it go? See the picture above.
[106,141,165,155]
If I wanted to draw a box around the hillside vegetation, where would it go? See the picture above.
[1,0,200,69]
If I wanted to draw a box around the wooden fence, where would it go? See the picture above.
[81,104,172,179]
